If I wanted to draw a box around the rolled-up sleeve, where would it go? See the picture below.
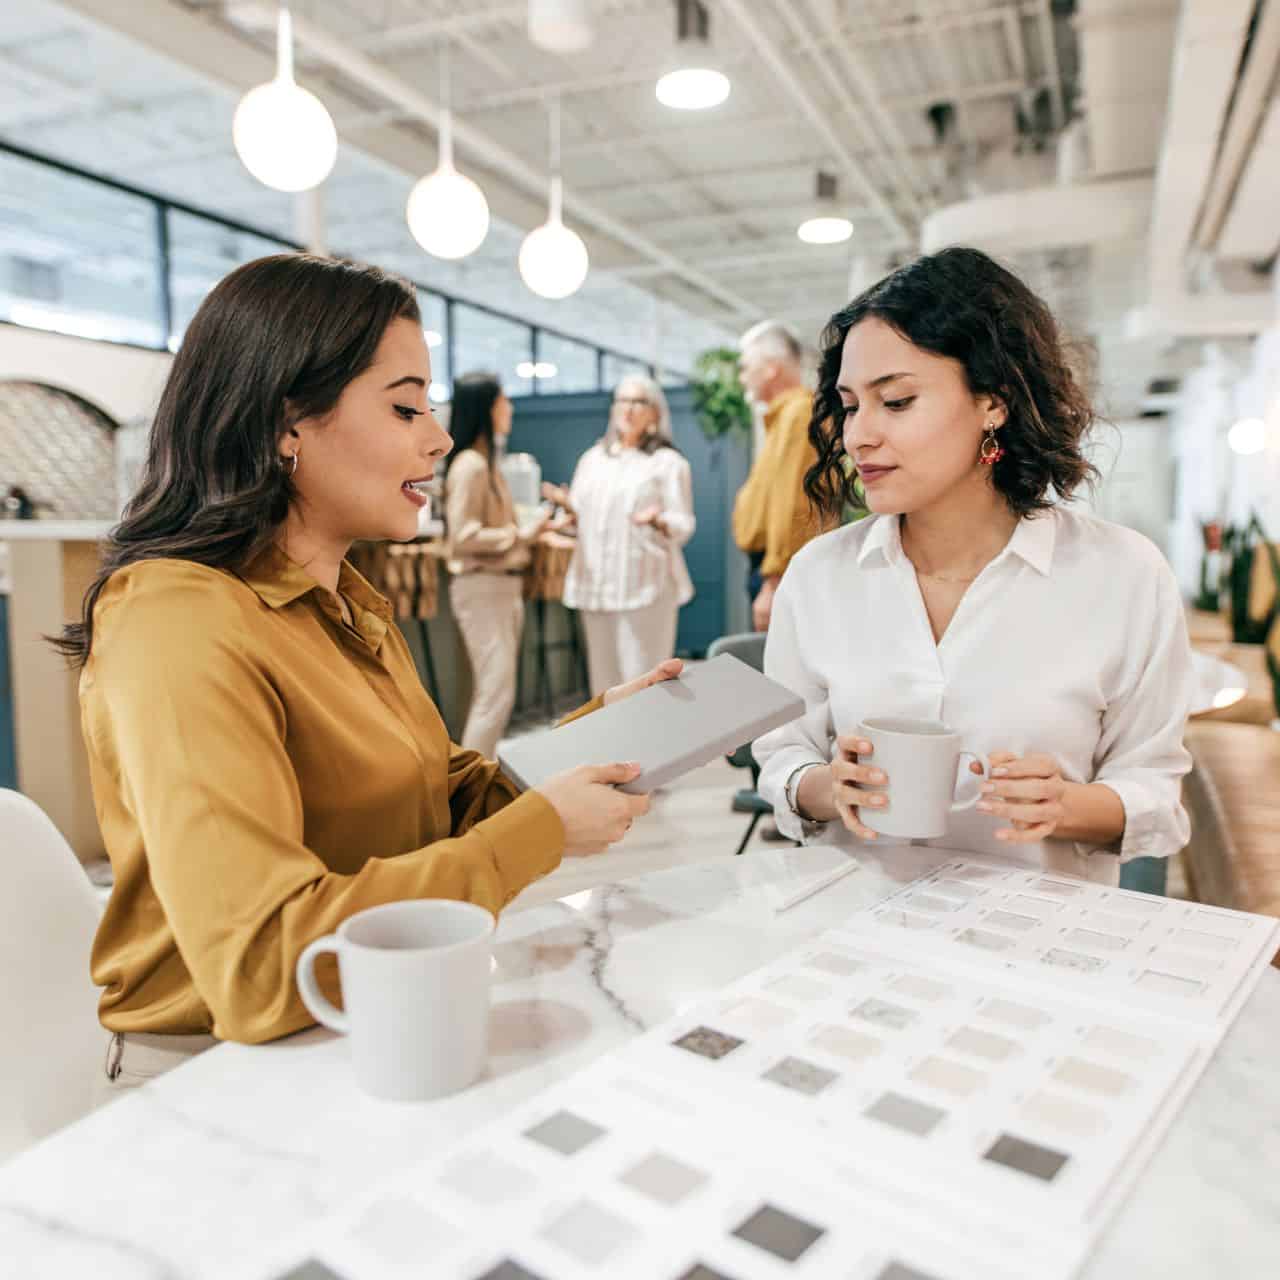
[1091,563,1194,862]
[754,574,834,842]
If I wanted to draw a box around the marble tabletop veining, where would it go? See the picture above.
[0,843,1276,1280]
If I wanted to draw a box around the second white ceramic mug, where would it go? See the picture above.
[296,899,494,1102]
[856,716,990,840]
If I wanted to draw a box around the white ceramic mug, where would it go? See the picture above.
[296,899,494,1102]
[856,716,990,840]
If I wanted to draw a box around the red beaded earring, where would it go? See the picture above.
[979,424,1004,466]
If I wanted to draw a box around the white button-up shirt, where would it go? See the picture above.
[754,506,1194,885]
[562,442,696,613]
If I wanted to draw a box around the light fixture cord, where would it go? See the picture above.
[548,95,563,222]
[276,2,294,83]
[437,40,454,168]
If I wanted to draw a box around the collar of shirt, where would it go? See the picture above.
[763,385,811,433]
[855,509,1058,577]
[237,544,393,647]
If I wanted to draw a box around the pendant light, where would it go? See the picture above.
[656,0,730,111]
[406,44,491,261]
[518,99,589,300]
[797,170,853,244]
[233,4,338,193]
[528,0,594,53]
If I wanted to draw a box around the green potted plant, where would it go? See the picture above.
[691,347,753,443]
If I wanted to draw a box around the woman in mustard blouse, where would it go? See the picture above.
[58,254,674,1085]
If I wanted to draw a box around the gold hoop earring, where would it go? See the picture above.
[281,451,299,477]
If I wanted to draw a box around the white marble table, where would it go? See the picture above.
[1,844,1277,1280]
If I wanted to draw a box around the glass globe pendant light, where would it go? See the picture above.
[518,99,589,300]
[232,4,338,193]
[406,43,491,261]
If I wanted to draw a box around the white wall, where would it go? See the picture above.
[1086,418,1175,554]
[0,324,171,425]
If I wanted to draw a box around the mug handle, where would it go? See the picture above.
[950,752,990,812]
[296,935,349,1034]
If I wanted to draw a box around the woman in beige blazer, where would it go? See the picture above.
[445,372,559,755]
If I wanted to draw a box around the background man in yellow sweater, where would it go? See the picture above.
[732,320,825,630]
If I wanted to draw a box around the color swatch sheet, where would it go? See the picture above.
[261,862,1278,1280]
[838,858,1280,1030]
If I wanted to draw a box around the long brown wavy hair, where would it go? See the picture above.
[805,247,1097,522]
[54,253,420,666]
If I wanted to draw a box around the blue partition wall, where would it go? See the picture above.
[510,387,750,657]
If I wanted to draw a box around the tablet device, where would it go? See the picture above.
[497,653,804,795]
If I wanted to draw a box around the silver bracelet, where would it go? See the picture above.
[783,762,827,827]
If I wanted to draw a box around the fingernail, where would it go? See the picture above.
[870,770,886,784]
[868,796,886,807]
[992,767,1008,777]
[976,802,993,813]
[857,741,871,753]
[980,783,995,794]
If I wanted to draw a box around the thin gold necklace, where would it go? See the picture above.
[917,568,980,584]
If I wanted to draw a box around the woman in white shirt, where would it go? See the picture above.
[755,247,1194,886]
[547,376,696,695]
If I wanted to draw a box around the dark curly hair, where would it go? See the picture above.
[805,246,1097,521]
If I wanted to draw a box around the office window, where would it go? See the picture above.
[601,353,653,391]
[165,209,288,344]
[535,331,598,394]
[453,302,534,397]
[417,289,450,402]
[0,149,165,347]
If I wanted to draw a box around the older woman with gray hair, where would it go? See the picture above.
[544,375,696,694]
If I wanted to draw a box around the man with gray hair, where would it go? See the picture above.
[732,320,824,630]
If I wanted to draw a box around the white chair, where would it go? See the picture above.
[0,788,105,1162]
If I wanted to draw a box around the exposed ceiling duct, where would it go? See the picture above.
[1194,0,1280,264]
[1144,0,1262,322]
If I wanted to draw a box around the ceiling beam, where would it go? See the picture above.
[716,0,912,246]
[776,0,930,216]
[609,244,858,280]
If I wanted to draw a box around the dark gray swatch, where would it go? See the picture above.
[522,1110,606,1156]
[983,1133,1070,1182]
[672,1025,744,1060]
[677,1266,739,1280]
[472,1262,548,1280]
[876,1263,944,1280]
[273,1263,346,1280]
[731,1203,826,1262]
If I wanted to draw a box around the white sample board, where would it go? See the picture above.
[839,858,1280,1029]
[258,862,1278,1280]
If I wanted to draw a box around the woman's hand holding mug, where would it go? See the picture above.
[974,751,1067,843]
[831,735,887,839]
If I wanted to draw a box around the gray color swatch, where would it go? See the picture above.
[731,1203,826,1263]
[620,1151,708,1206]
[672,1026,744,1060]
[864,1091,946,1137]
[522,1110,606,1156]
[983,1133,1070,1182]
[762,1056,840,1096]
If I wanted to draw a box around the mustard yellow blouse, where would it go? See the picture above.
[80,548,580,1044]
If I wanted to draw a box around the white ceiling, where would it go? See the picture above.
[0,0,1084,367]
[0,0,1274,404]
